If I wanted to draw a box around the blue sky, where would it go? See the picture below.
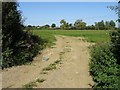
[19,2,118,26]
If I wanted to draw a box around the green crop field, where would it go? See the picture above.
[32,30,112,45]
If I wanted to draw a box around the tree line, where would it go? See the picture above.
[25,19,116,30]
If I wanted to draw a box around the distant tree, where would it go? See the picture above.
[69,23,72,27]
[95,22,99,30]
[86,26,91,30]
[68,23,73,29]
[74,19,86,30]
[45,24,50,28]
[98,20,105,30]
[51,23,56,28]
[60,19,69,30]
[40,24,50,30]
[32,26,35,27]
[91,25,95,30]
[86,25,95,30]
[95,20,116,30]
[28,25,32,27]
[105,21,110,30]
[60,19,66,24]
[109,20,116,30]
[26,25,32,30]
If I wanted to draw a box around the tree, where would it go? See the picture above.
[108,3,120,89]
[108,2,120,23]
[95,22,99,30]
[51,23,56,28]
[40,24,50,30]
[109,2,120,64]
[60,19,69,30]
[74,19,86,30]
[109,20,116,29]
[97,20,105,30]
[2,2,42,68]
[91,25,95,30]
[105,21,110,30]
[2,2,23,51]
[60,19,66,24]
[86,25,95,30]
[45,24,50,28]
[95,20,116,30]
[2,2,25,68]
[68,23,73,30]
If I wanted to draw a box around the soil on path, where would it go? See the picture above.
[2,35,94,88]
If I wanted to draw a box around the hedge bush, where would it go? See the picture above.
[2,2,47,69]
[90,43,120,89]
[2,31,46,69]
[110,30,120,65]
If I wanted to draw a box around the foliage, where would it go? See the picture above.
[95,20,115,30]
[105,21,110,30]
[90,2,120,89]
[110,30,120,64]
[74,19,86,30]
[60,19,69,30]
[109,29,120,89]
[109,1,120,64]
[51,23,56,29]
[2,2,23,51]
[2,31,44,69]
[109,20,116,29]
[25,19,116,30]
[90,43,119,89]
[97,20,105,30]
[2,48,13,68]
[86,25,95,30]
[2,2,45,69]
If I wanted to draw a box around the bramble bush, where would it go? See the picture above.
[110,29,120,64]
[90,28,120,89]
[90,43,119,89]
[2,31,45,68]
[110,29,120,89]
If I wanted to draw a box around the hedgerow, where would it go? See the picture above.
[2,2,47,69]
[2,31,46,68]
[90,29,120,89]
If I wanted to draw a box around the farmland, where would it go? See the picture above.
[32,30,111,45]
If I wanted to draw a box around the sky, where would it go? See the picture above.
[18,2,118,26]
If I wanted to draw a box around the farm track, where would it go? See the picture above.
[2,35,94,88]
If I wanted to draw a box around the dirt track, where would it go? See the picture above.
[2,35,94,88]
